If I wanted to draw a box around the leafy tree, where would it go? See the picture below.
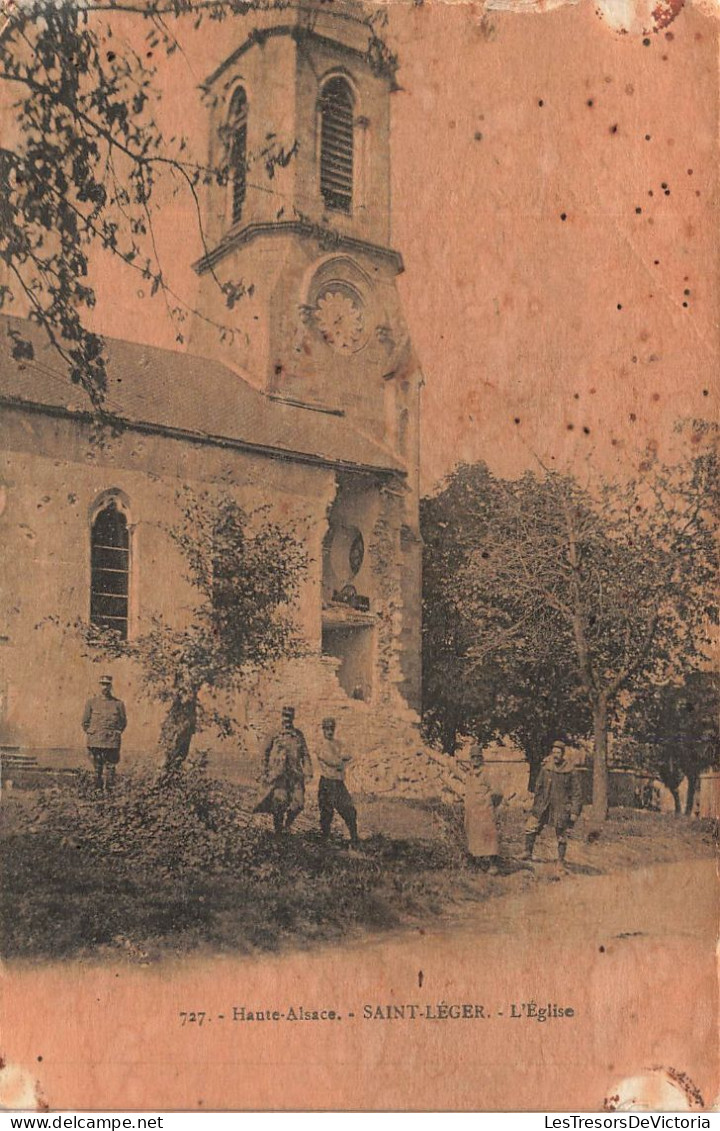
[421,465,497,755]
[0,0,395,406]
[87,488,308,775]
[624,670,719,816]
[422,450,718,823]
[490,658,592,791]
[422,473,591,786]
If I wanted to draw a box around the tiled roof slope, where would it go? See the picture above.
[0,316,403,476]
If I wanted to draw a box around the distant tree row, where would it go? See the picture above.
[623,670,718,817]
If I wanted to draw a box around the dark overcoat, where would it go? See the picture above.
[531,761,583,831]
[82,696,127,750]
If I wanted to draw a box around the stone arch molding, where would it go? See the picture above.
[318,66,359,97]
[303,254,373,302]
[88,487,132,526]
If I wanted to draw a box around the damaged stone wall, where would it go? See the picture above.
[369,479,410,708]
[222,466,460,803]
[0,406,454,797]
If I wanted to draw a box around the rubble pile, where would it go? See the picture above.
[348,741,467,803]
[243,655,469,804]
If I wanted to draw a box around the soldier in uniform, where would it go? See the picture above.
[523,741,583,865]
[254,706,313,837]
[81,674,127,792]
[317,717,360,848]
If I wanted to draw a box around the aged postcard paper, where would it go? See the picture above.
[0,0,717,1112]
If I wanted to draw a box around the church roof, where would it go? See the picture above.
[0,317,404,477]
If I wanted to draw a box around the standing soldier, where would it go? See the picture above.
[316,717,360,848]
[82,674,127,793]
[523,741,583,865]
[254,706,313,837]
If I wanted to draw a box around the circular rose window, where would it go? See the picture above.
[313,282,366,354]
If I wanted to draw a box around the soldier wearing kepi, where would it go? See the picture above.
[317,717,359,849]
[523,741,583,865]
[82,674,127,793]
[254,706,313,837]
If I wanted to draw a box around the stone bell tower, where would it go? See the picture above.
[190,1,422,713]
[190,0,420,464]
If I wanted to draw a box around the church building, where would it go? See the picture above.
[0,1,426,781]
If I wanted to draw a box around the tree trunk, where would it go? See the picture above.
[659,760,684,816]
[158,690,199,778]
[438,712,459,756]
[591,695,609,825]
[685,772,698,817]
[527,749,544,793]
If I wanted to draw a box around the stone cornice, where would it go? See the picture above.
[192,220,404,276]
[202,23,394,92]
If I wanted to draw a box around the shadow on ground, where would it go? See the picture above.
[1,773,715,963]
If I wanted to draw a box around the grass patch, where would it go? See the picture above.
[1,825,462,961]
[1,769,714,962]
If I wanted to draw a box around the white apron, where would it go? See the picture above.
[464,774,500,857]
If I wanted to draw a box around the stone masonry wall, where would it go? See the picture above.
[0,406,454,798]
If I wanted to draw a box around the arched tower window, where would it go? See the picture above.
[90,498,130,639]
[319,76,354,214]
[228,86,248,224]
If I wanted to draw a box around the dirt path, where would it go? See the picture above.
[402,857,717,944]
[3,856,714,1112]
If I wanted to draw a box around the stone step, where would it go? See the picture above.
[0,752,39,770]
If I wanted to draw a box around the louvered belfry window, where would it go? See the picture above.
[320,77,354,214]
[90,500,130,638]
[228,86,248,224]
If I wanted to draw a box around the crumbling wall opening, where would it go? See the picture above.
[321,472,383,702]
[322,472,378,608]
[321,624,374,702]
